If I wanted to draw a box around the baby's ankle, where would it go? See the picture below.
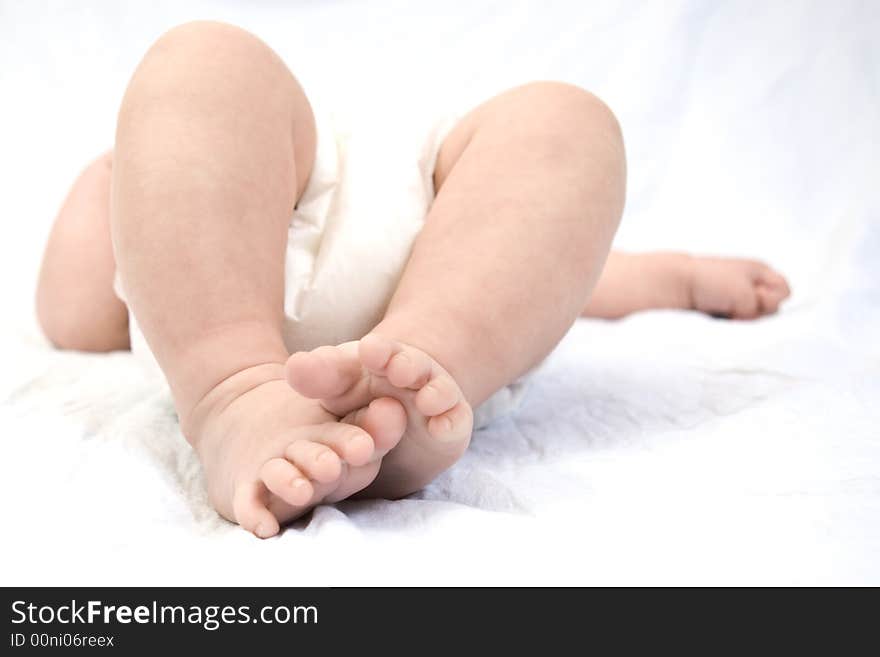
[155,322,289,436]
[180,361,288,447]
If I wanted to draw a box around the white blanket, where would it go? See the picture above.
[1,0,878,585]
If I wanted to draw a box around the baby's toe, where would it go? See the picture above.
[360,334,434,388]
[285,343,362,399]
[285,440,343,484]
[756,265,791,298]
[259,457,314,507]
[233,481,280,539]
[387,349,433,388]
[729,283,761,319]
[358,333,396,373]
[323,461,382,503]
[415,374,461,417]
[756,284,785,315]
[427,400,474,445]
[343,397,406,454]
[306,422,375,467]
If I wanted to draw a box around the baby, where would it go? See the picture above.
[36,22,790,538]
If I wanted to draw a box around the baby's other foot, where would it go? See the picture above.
[688,256,791,319]
[285,336,473,499]
[188,366,406,538]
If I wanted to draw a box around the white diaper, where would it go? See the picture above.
[117,105,528,428]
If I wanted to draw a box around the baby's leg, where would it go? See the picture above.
[381,82,626,404]
[288,82,626,496]
[112,21,405,536]
[36,151,129,351]
[582,251,791,319]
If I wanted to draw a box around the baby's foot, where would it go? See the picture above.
[186,364,406,538]
[285,336,473,499]
[688,256,791,319]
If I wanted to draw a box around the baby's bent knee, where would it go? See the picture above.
[502,81,619,128]
[482,81,625,169]
[146,20,273,65]
[122,21,293,110]
[117,20,306,147]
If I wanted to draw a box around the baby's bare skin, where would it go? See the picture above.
[286,336,474,500]
[585,251,790,320]
[188,363,408,537]
[36,22,790,538]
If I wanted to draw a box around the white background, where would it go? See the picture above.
[0,1,878,584]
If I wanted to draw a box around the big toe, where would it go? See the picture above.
[342,397,406,455]
[285,342,362,399]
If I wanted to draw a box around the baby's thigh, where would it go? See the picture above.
[36,151,129,351]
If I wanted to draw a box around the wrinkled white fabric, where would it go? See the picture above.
[1,0,878,585]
